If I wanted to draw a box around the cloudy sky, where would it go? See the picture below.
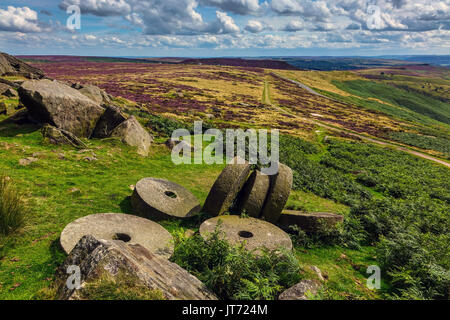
[0,0,449,56]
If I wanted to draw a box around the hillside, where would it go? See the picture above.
[0,54,448,300]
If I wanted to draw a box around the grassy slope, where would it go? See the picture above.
[2,63,447,300]
[331,80,450,125]
[0,120,379,299]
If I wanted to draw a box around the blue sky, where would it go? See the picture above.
[0,0,449,57]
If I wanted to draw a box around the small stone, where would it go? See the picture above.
[83,156,97,162]
[278,280,321,300]
[19,157,38,166]
[310,265,325,282]
[32,152,44,158]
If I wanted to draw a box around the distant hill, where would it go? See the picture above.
[182,58,300,70]
[375,55,450,67]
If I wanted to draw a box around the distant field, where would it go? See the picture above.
[24,56,450,159]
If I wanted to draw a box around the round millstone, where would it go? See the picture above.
[260,163,293,223]
[131,178,201,221]
[199,215,292,253]
[278,210,344,233]
[60,213,174,258]
[202,156,251,216]
[235,170,270,218]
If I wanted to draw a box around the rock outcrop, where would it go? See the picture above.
[55,235,218,300]
[18,79,105,138]
[0,52,44,79]
[72,83,111,105]
[110,116,153,156]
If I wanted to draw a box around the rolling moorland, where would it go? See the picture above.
[0,55,449,300]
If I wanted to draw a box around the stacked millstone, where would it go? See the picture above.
[199,157,295,253]
[201,156,343,240]
[202,157,293,223]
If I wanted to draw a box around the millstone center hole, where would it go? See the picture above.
[113,233,131,242]
[165,191,177,199]
[238,230,254,238]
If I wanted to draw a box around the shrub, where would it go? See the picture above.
[0,175,28,236]
[170,226,302,300]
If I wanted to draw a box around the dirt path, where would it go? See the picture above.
[270,74,450,169]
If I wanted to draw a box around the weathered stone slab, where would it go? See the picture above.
[260,162,293,223]
[18,79,104,137]
[235,170,270,218]
[0,52,44,78]
[55,235,218,300]
[202,156,251,216]
[199,215,292,254]
[110,116,152,156]
[131,178,201,221]
[278,210,344,233]
[60,213,174,258]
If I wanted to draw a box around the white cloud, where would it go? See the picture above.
[271,0,332,22]
[244,20,265,33]
[59,0,131,16]
[199,0,262,15]
[0,6,42,33]
[282,20,304,31]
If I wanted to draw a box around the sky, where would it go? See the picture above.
[0,0,449,57]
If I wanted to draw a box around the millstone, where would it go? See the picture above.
[235,170,270,218]
[260,163,293,223]
[199,215,292,253]
[278,210,344,233]
[202,156,251,216]
[131,177,201,220]
[60,213,174,258]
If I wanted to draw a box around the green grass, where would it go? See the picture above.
[387,131,450,158]
[0,122,223,299]
[0,175,28,236]
[294,246,387,299]
[331,80,450,125]
[0,121,383,300]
